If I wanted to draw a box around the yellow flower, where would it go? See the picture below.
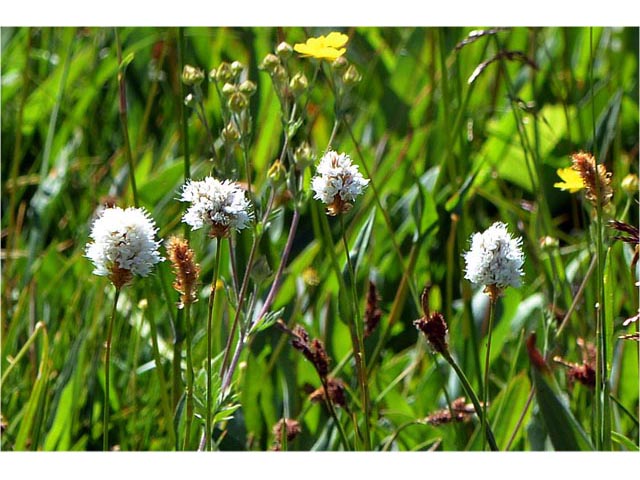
[293,32,348,60]
[554,167,585,193]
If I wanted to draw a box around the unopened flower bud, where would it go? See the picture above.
[621,173,638,195]
[539,235,559,250]
[259,53,280,73]
[343,64,362,85]
[289,72,308,96]
[239,80,257,96]
[331,56,348,73]
[231,60,244,75]
[221,82,237,97]
[294,142,313,166]
[184,93,196,107]
[182,65,204,86]
[222,122,240,143]
[213,62,233,83]
[272,65,287,83]
[268,159,286,184]
[228,92,249,113]
[276,42,293,59]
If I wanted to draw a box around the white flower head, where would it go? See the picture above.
[463,222,524,298]
[311,150,369,216]
[86,206,164,288]
[180,177,252,237]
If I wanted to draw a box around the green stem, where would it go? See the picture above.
[443,350,499,451]
[183,303,195,450]
[146,299,177,449]
[482,298,496,452]
[177,27,191,241]
[340,215,371,450]
[104,288,121,451]
[205,239,223,451]
[0,321,46,387]
[114,28,139,207]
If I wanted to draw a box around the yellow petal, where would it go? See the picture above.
[324,32,349,49]
[554,167,585,193]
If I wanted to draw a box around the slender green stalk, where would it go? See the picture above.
[183,303,194,450]
[146,301,178,449]
[339,215,371,451]
[205,239,223,451]
[0,321,46,387]
[104,288,121,451]
[442,350,499,451]
[482,299,496,452]
[114,28,139,207]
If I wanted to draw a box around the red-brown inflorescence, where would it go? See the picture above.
[571,151,613,207]
[413,285,449,356]
[364,281,382,338]
[166,236,201,308]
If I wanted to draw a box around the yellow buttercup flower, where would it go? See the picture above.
[554,167,585,193]
[294,32,348,60]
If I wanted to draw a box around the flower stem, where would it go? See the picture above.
[320,376,352,451]
[183,303,194,450]
[482,299,496,452]
[442,350,499,451]
[146,301,178,449]
[104,287,121,451]
[339,215,371,450]
[205,239,223,451]
[114,28,139,208]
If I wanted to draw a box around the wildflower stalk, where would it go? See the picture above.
[441,349,499,451]
[183,303,194,450]
[482,299,496,452]
[205,239,223,451]
[114,28,139,207]
[339,214,371,450]
[146,302,178,448]
[103,287,121,451]
[176,28,191,206]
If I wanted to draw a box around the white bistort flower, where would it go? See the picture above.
[86,206,164,288]
[311,150,369,216]
[463,221,524,299]
[179,177,252,238]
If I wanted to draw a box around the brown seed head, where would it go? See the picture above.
[290,325,330,377]
[571,151,613,207]
[364,281,382,338]
[272,418,301,449]
[167,236,200,307]
[309,377,347,408]
[414,286,449,355]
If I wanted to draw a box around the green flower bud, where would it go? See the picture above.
[239,80,257,96]
[231,60,244,75]
[221,82,237,97]
[222,122,240,143]
[276,41,293,59]
[331,56,348,73]
[621,173,638,195]
[539,236,559,250]
[343,64,362,86]
[182,65,204,86]
[259,53,280,73]
[294,142,313,166]
[267,159,287,184]
[184,93,196,107]
[289,72,308,96]
[228,92,249,113]
[214,62,233,83]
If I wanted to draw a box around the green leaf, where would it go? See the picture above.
[531,368,594,451]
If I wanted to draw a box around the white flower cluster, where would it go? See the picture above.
[311,150,369,213]
[463,221,524,290]
[180,177,252,233]
[86,206,164,279]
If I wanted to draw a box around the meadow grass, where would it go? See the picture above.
[1,26,638,451]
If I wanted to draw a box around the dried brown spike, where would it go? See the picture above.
[571,151,613,207]
[414,312,449,356]
[425,397,476,426]
[309,377,347,408]
[167,236,201,307]
[272,418,301,449]
[364,281,382,338]
[290,325,330,378]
